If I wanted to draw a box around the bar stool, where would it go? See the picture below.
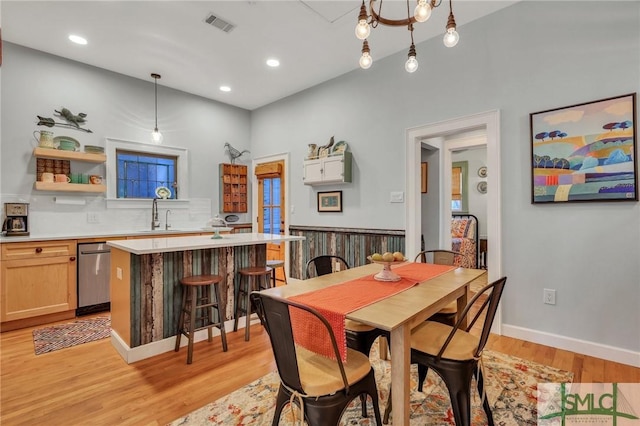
[175,274,228,364]
[266,259,288,287]
[233,266,272,341]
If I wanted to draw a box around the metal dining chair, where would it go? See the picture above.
[251,291,383,426]
[414,249,463,326]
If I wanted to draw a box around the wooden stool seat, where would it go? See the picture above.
[234,266,272,341]
[266,259,288,287]
[175,274,227,364]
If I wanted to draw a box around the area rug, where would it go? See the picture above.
[169,343,573,425]
[32,316,110,355]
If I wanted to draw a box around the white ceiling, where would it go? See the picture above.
[2,1,516,110]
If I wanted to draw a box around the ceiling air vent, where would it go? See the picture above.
[204,13,235,33]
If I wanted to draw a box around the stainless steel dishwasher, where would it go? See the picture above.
[77,242,111,316]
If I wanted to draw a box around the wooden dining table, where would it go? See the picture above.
[260,262,488,426]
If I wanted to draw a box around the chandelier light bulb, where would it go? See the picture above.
[443,28,459,47]
[414,0,432,23]
[359,52,373,69]
[405,56,418,73]
[359,40,372,69]
[355,19,371,40]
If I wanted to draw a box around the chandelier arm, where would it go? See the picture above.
[369,0,416,26]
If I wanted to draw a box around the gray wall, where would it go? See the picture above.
[250,2,640,355]
[1,43,252,233]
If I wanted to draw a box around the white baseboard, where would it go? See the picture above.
[502,324,640,368]
[110,317,261,364]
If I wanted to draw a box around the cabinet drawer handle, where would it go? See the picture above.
[35,247,43,254]
[69,256,76,262]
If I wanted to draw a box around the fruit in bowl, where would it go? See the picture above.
[368,251,406,264]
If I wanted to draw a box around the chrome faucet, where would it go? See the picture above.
[151,198,160,230]
[165,210,172,230]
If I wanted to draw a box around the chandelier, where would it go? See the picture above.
[356,0,459,73]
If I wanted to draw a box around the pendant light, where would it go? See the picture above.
[151,73,163,144]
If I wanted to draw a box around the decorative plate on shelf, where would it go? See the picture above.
[155,186,171,199]
[224,214,239,223]
[478,166,488,178]
[331,141,348,154]
[53,136,80,151]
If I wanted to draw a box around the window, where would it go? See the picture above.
[452,161,468,212]
[105,138,189,205]
[261,177,281,235]
[116,150,177,199]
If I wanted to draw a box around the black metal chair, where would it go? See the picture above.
[251,292,383,426]
[383,276,507,425]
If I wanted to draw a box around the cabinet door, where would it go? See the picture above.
[303,159,324,184]
[322,156,345,182]
[1,256,77,322]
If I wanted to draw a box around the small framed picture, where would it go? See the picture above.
[317,191,342,212]
[421,162,428,193]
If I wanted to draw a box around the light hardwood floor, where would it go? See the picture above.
[1,314,638,425]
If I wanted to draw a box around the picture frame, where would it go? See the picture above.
[421,162,428,193]
[317,190,342,212]
[530,93,637,203]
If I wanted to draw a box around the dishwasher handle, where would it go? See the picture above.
[80,249,111,255]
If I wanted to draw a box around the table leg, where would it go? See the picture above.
[379,336,388,360]
[457,284,470,329]
[390,324,410,426]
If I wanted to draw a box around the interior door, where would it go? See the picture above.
[255,161,285,281]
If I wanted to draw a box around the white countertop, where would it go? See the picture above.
[0,227,243,244]
[107,233,305,255]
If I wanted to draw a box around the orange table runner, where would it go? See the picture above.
[289,262,456,361]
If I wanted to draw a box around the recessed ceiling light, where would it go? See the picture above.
[266,58,280,67]
[220,86,231,92]
[68,34,87,45]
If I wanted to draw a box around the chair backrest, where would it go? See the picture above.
[436,276,507,359]
[305,255,350,279]
[414,249,462,266]
[250,292,350,394]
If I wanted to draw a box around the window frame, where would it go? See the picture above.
[105,138,190,209]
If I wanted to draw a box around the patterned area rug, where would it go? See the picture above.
[169,343,573,425]
[32,316,111,355]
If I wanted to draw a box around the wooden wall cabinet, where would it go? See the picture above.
[1,240,77,325]
[219,163,248,213]
[303,152,352,185]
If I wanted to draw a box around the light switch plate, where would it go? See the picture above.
[390,192,404,203]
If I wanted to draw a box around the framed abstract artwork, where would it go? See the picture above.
[317,191,342,212]
[530,93,637,203]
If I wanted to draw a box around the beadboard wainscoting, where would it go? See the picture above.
[289,226,405,279]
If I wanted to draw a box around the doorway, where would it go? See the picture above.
[405,110,502,330]
[252,154,290,282]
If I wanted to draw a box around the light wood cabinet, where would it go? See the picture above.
[219,163,248,213]
[33,148,106,193]
[1,241,77,324]
[303,152,352,185]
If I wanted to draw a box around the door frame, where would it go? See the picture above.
[252,152,291,269]
[405,110,502,332]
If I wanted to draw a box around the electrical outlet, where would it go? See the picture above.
[116,267,123,280]
[543,288,556,305]
[87,213,100,223]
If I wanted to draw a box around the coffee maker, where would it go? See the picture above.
[2,203,30,237]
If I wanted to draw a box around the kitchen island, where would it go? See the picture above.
[107,233,304,363]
